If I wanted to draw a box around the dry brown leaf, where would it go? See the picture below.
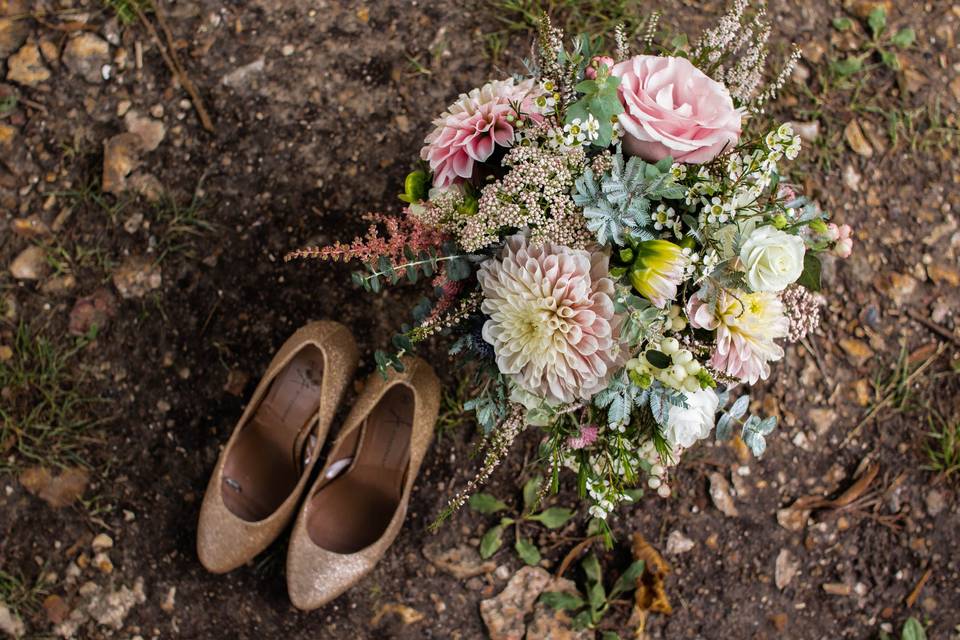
[777,463,879,531]
[844,119,873,158]
[19,466,90,508]
[370,603,424,627]
[707,472,739,517]
[629,532,672,638]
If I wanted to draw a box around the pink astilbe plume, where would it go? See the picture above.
[284,212,445,267]
[425,273,463,324]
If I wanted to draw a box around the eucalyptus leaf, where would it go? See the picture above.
[715,416,735,446]
[728,395,750,419]
[742,429,767,457]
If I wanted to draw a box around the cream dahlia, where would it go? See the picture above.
[478,234,623,405]
[687,287,789,384]
[421,79,542,188]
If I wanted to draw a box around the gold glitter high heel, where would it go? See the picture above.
[285,357,440,610]
[196,321,358,574]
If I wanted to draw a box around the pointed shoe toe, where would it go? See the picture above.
[196,320,358,573]
[285,357,440,610]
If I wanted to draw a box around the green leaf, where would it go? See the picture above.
[527,507,575,529]
[868,6,886,38]
[581,552,602,584]
[901,618,926,640]
[540,591,585,611]
[468,493,508,514]
[797,253,822,292]
[645,349,671,369]
[392,333,414,353]
[523,476,542,509]
[515,537,541,566]
[587,580,606,612]
[610,560,645,598]
[832,16,853,31]
[602,633,622,640]
[831,56,864,77]
[891,27,915,48]
[572,609,593,630]
[880,49,900,70]
[479,524,505,559]
[445,255,472,281]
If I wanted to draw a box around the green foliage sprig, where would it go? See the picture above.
[469,479,576,565]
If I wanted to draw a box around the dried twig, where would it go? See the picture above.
[906,309,960,347]
[132,1,215,133]
[555,535,601,579]
[905,568,932,608]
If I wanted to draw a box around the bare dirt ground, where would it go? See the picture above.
[1,1,959,638]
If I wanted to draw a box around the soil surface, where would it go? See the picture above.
[1,1,959,639]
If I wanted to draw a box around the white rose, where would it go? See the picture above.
[663,388,719,450]
[739,226,805,292]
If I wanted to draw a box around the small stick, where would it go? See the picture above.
[132,2,215,133]
[905,568,931,608]
[906,308,960,347]
[555,535,601,579]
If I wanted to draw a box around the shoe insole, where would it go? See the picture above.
[221,345,324,522]
[306,384,413,554]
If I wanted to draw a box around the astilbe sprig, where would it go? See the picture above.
[284,212,445,268]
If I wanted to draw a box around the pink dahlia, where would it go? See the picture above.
[478,234,623,405]
[687,287,789,385]
[420,79,541,187]
[611,55,742,164]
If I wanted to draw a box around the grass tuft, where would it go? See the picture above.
[0,323,102,473]
[0,567,48,620]
[925,411,960,480]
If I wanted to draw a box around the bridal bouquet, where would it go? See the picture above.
[288,2,853,525]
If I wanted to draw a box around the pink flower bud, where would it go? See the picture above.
[833,224,853,258]
[584,56,615,80]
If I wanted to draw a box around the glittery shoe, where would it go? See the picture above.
[197,321,358,573]
[285,357,440,610]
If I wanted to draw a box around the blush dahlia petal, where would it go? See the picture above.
[420,79,543,187]
[478,235,625,405]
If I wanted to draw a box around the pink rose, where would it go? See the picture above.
[585,56,615,80]
[611,55,742,164]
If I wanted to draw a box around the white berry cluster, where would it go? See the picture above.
[626,336,705,393]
